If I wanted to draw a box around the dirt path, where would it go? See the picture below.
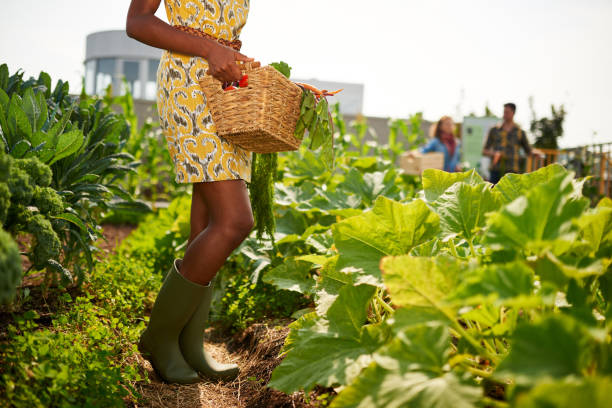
[133,323,328,408]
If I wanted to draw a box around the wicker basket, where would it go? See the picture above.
[198,63,303,153]
[400,151,445,175]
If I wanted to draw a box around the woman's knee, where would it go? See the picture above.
[214,213,254,243]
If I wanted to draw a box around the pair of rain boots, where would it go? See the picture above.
[138,259,239,384]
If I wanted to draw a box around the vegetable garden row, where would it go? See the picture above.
[1,64,611,407]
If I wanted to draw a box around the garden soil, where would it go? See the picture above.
[132,322,330,408]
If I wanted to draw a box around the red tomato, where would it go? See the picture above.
[224,86,237,91]
[239,75,249,88]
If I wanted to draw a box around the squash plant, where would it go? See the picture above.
[264,164,612,407]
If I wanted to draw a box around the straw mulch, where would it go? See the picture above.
[132,321,334,408]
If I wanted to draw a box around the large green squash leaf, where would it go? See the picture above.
[262,259,315,295]
[343,168,400,207]
[314,255,356,315]
[381,255,462,307]
[494,315,590,385]
[449,261,535,305]
[269,284,385,393]
[433,182,501,241]
[574,206,612,257]
[330,324,481,408]
[493,164,569,204]
[514,377,612,408]
[332,197,439,284]
[486,172,589,253]
[422,169,484,202]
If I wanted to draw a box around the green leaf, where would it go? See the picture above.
[331,370,480,408]
[493,164,569,205]
[262,259,315,295]
[333,197,439,284]
[269,284,386,393]
[49,129,84,165]
[343,168,399,207]
[314,255,355,315]
[597,197,612,208]
[10,139,31,158]
[485,172,589,253]
[574,206,612,257]
[422,169,484,202]
[0,64,8,90]
[515,377,612,408]
[22,87,47,132]
[52,212,88,232]
[449,262,535,305]
[536,252,608,286]
[433,182,501,241]
[331,325,480,408]
[409,238,444,257]
[327,284,376,337]
[269,61,291,78]
[0,88,8,110]
[8,94,32,141]
[381,255,462,308]
[494,315,590,385]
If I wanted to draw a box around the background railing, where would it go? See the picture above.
[526,142,612,198]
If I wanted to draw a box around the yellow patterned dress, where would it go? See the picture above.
[157,0,251,184]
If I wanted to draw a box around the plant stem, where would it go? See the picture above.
[481,397,509,408]
[376,292,395,315]
[468,238,477,258]
[463,364,492,378]
[448,237,460,258]
[406,281,499,365]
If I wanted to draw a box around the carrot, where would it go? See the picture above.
[294,82,323,95]
[294,82,343,97]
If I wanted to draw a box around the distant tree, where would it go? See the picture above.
[530,103,566,149]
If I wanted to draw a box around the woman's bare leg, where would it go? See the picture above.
[179,179,253,286]
[187,183,209,249]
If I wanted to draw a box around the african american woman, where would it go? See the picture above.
[126,0,258,384]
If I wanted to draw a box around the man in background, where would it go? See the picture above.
[482,103,540,184]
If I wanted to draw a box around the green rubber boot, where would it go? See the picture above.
[138,259,207,384]
[179,261,239,380]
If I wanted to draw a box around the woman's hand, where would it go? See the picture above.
[205,42,258,83]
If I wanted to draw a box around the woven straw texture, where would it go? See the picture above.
[199,63,303,153]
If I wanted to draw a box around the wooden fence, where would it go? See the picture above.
[526,142,612,197]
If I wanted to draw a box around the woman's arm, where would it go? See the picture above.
[420,138,438,153]
[126,0,253,82]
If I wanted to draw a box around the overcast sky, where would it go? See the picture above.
[1,0,610,147]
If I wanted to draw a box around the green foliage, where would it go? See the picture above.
[0,215,161,406]
[0,63,149,289]
[100,82,182,204]
[0,227,21,304]
[530,101,566,149]
[266,164,612,407]
[329,324,481,408]
[26,214,61,270]
[120,195,191,273]
[269,61,291,79]
[333,197,439,284]
[515,377,612,408]
[214,270,308,332]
